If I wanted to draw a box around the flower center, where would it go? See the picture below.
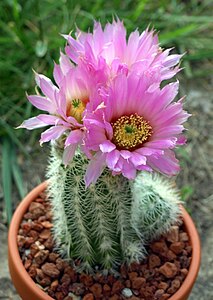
[67,98,86,123]
[111,113,153,150]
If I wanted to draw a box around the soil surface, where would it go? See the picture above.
[0,78,213,299]
[17,193,191,300]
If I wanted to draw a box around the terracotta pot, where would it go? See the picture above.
[8,182,201,300]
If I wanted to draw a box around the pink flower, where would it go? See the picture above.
[18,53,105,165]
[83,73,190,186]
[64,19,182,84]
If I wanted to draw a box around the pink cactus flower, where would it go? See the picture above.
[83,73,190,186]
[18,53,105,165]
[64,19,182,84]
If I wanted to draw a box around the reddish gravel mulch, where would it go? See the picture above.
[18,192,192,300]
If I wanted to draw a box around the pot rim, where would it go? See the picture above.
[8,181,201,300]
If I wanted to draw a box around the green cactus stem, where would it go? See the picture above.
[131,172,182,242]
[47,144,182,272]
[47,145,146,272]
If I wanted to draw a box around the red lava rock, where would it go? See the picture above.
[170,242,185,254]
[24,237,35,248]
[55,291,64,300]
[21,222,32,233]
[186,245,192,254]
[39,229,51,239]
[140,286,155,298]
[45,211,52,221]
[30,243,39,256]
[180,268,188,278]
[148,254,161,268]
[41,262,60,278]
[166,226,179,243]
[28,229,39,238]
[24,259,32,270]
[109,295,119,300]
[28,265,37,278]
[103,283,111,295]
[160,294,170,300]
[35,197,44,203]
[38,216,47,222]
[17,235,26,247]
[36,268,45,279]
[39,275,51,287]
[23,212,33,219]
[83,293,94,300]
[159,262,178,278]
[31,222,43,232]
[129,261,141,272]
[180,256,191,269]
[64,266,78,281]
[50,279,59,291]
[120,264,128,279]
[60,282,70,296]
[34,250,49,265]
[29,203,46,219]
[107,274,116,285]
[150,241,169,255]
[167,279,181,294]
[129,297,140,300]
[80,273,94,287]
[128,272,138,281]
[29,202,45,213]
[125,279,131,288]
[132,277,146,289]
[41,221,53,228]
[49,252,60,262]
[70,283,85,296]
[56,258,68,271]
[158,281,169,290]
[111,280,124,294]
[166,250,177,261]
[179,232,189,242]
[61,273,71,285]
[89,283,102,298]
[154,288,165,299]
[44,237,54,250]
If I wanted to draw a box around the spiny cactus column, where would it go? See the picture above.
[131,172,182,242]
[47,145,146,272]
[47,144,182,272]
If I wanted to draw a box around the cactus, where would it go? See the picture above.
[131,172,182,242]
[47,144,181,272]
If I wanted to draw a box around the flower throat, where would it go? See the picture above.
[111,113,152,150]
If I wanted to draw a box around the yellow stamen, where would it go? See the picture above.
[111,113,153,150]
[67,98,87,123]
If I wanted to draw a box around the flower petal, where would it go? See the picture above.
[100,140,116,153]
[106,149,120,170]
[40,126,67,144]
[65,129,83,147]
[35,73,59,101]
[129,152,146,167]
[17,117,48,130]
[62,144,78,166]
[84,152,106,187]
[27,95,55,113]
[147,150,180,176]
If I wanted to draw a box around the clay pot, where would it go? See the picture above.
[8,182,201,300]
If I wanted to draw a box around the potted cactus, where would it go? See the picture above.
[8,19,200,300]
